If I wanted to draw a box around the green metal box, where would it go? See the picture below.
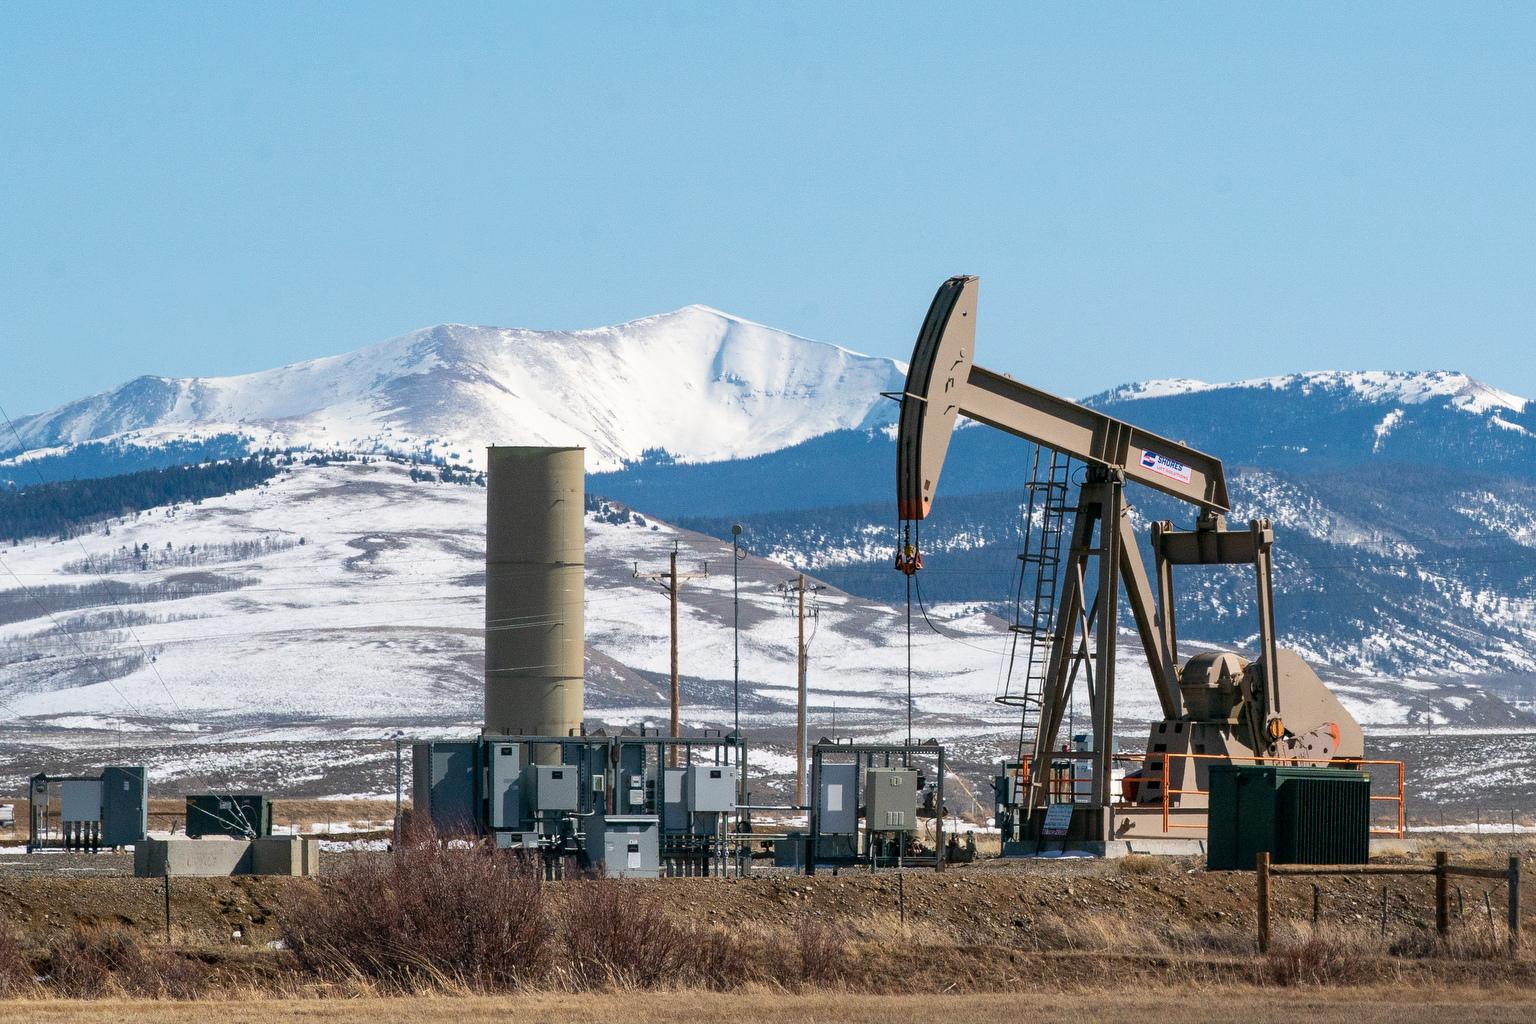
[185,794,273,839]
[1206,764,1370,871]
[864,768,918,832]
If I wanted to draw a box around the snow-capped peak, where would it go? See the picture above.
[5,307,907,472]
[1092,370,1527,415]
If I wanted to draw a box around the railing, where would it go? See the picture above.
[1003,751,1407,839]
[1001,753,1149,807]
[1158,752,1406,837]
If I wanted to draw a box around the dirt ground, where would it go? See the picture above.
[0,834,1529,1011]
[0,839,1529,968]
[0,988,1533,1024]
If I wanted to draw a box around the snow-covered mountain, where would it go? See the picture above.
[589,368,1536,684]
[1095,369,1527,415]
[2,305,1534,804]
[3,306,905,473]
[1086,369,1536,476]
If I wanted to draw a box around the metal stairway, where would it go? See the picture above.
[996,446,1073,761]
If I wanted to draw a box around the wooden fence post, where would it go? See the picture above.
[1256,851,1271,953]
[162,873,172,943]
[1509,855,1522,953]
[1434,851,1449,938]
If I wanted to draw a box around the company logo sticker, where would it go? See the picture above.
[1139,450,1193,484]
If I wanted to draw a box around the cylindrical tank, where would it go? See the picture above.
[484,446,585,740]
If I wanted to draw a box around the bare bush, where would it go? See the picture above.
[682,926,758,991]
[1117,854,1157,875]
[0,915,35,997]
[278,838,551,992]
[561,877,697,988]
[45,926,206,999]
[557,876,762,990]
[795,919,849,987]
[1255,922,1415,986]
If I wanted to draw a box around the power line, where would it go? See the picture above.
[0,556,149,719]
[632,545,708,766]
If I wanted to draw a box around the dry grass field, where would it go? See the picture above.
[0,987,1533,1024]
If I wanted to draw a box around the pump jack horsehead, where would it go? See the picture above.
[894,276,1361,843]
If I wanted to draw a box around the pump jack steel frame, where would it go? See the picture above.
[896,276,1301,843]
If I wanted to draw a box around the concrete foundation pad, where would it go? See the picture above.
[135,835,251,877]
[250,837,322,876]
[1001,837,1206,859]
[133,834,321,877]
[1001,840,1131,859]
[1124,836,1207,857]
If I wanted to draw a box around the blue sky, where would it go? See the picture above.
[4,2,1535,417]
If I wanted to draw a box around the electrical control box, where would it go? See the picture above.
[660,768,689,833]
[185,794,273,839]
[601,815,660,878]
[863,768,918,832]
[487,744,524,829]
[621,770,649,812]
[99,766,147,847]
[59,780,103,823]
[687,765,738,814]
[816,763,858,835]
[530,764,580,813]
[412,741,480,833]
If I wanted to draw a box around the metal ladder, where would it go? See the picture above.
[996,447,1073,763]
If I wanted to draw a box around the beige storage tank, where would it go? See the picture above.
[484,446,585,742]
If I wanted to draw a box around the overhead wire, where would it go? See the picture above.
[1,405,288,837]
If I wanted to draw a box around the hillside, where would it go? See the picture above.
[0,460,1521,805]
[590,370,1536,684]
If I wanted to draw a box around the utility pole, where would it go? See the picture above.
[388,730,404,848]
[731,524,746,807]
[731,525,742,742]
[781,573,823,806]
[634,545,708,766]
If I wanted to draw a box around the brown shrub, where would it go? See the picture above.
[558,876,755,990]
[0,914,34,997]
[1260,933,1386,987]
[44,925,206,999]
[278,838,551,992]
[1117,854,1157,875]
[685,926,759,991]
[794,919,849,987]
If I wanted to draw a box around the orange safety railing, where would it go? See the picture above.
[1156,752,1406,837]
[1003,751,1407,839]
[1002,753,1149,807]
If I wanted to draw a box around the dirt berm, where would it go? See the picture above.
[0,847,1532,991]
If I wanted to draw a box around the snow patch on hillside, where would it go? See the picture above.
[1373,408,1404,453]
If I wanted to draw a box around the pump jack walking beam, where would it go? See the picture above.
[896,276,1230,523]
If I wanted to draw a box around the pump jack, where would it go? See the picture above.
[895,276,1361,843]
